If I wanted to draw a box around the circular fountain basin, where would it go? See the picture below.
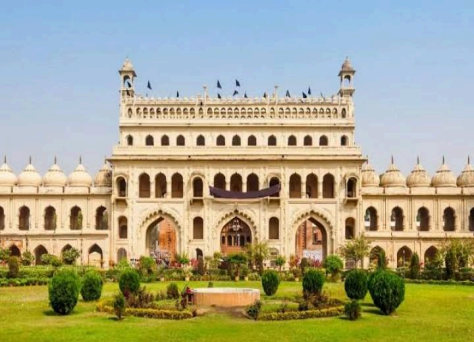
[192,288,260,307]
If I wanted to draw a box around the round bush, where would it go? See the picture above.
[7,256,20,279]
[323,255,344,280]
[302,269,325,297]
[119,269,140,297]
[49,270,80,315]
[166,282,180,299]
[261,270,280,296]
[80,271,103,301]
[368,271,405,315]
[344,269,368,300]
[344,299,361,321]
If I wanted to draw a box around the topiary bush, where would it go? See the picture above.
[368,271,405,315]
[261,270,280,296]
[323,255,344,281]
[21,250,34,266]
[166,282,180,299]
[113,292,126,320]
[344,269,368,300]
[344,299,361,321]
[246,300,262,320]
[7,256,20,279]
[80,270,103,301]
[49,270,80,315]
[409,253,421,279]
[302,269,325,298]
[377,250,387,270]
[119,269,140,297]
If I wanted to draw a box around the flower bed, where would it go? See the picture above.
[97,300,194,320]
[258,306,344,321]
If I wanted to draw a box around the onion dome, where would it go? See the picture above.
[341,57,354,71]
[431,157,457,187]
[457,156,474,187]
[406,157,431,187]
[17,157,42,187]
[43,157,67,187]
[68,157,93,187]
[0,156,17,186]
[94,160,112,187]
[380,157,406,187]
[121,58,134,71]
[361,158,380,187]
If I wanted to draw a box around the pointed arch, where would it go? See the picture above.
[88,244,103,267]
[19,206,30,231]
[443,207,455,231]
[232,135,241,146]
[424,246,438,264]
[322,173,335,198]
[161,135,169,146]
[397,246,412,267]
[216,135,226,146]
[116,177,127,197]
[289,173,301,198]
[44,206,56,230]
[117,248,127,262]
[34,245,48,265]
[145,135,154,146]
[391,207,404,231]
[176,135,185,146]
[306,173,318,198]
[341,135,348,146]
[193,217,204,239]
[119,216,128,239]
[304,135,312,146]
[345,217,355,240]
[319,135,328,146]
[70,206,82,230]
[230,173,243,192]
[247,135,257,146]
[196,135,205,146]
[247,173,259,192]
[9,245,21,257]
[364,207,378,231]
[193,177,204,197]
[417,207,430,231]
[171,173,183,198]
[268,135,277,146]
[214,173,226,190]
[288,135,297,146]
[95,206,108,230]
[155,173,167,198]
[269,217,279,239]
[126,135,134,146]
[139,173,151,198]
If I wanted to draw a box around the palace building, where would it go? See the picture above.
[1,58,473,268]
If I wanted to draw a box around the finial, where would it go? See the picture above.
[442,155,445,164]
[391,155,394,164]
[417,155,420,164]
[29,155,32,164]
[79,155,82,164]
[366,155,369,164]
[3,155,6,164]
[468,156,471,165]
[54,155,57,164]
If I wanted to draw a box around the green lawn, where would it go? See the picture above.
[0,281,473,342]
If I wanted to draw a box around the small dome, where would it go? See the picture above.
[0,158,17,186]
[17,159,42,187]
[406,158,431,187]
[380,158,406,187]
[121,58,134,71]
[457,157,474,187]
[43,159,67,187]
[94,161,112,187]
[431,158,457,187]
[68,160,93,187]
[361,161,380,187]
[341,57,354,71]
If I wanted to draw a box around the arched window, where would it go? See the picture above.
[117,248,127,262]
[176,135,185,146]
[247,173,259,192]
[193,177,203,197]
[145,135,154,146]
[248,135,257,146]
[269,217,279,239]
[346,177,357,198]
[304,135,312,146]
[155,173,166,198]
[417,207,430,231]
[126,135,133,146]
[364,207,378,231]
[9,245,21,257]
[319,135,328,146]
[288,135,297,146]
[443,207,455,231]
[193,217,204,239]
[322,174,334,198]
[341,135,348,146]
[230,173,243,192]
[469,208,474,232]
[44,206,56,230]
[268,135,277,146]
[70,206,82,230]
[306,174,318,198]
[391,207,404,231]
[341,108,347,118]
[139,173,151,198]
[117,177,127,197]
[424,246,438,264]
[269,177,280,197]
[171,173,183,198]
[232,135,241,146]
[0,206,4,230]
[214,173,226,190]
[196,135,205,146]
[345,218,355,239]
[95,206,108,230]
[216,135,226,146]
[119,216,128,239]
[161,135,169,146]
[289,173,301,198]
[397,246,412,267]
[19,206,30,231]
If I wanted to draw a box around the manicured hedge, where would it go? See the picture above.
[0,277,49,287]
[405,279,474,286]
[258,306,344,321]
[97,302,193,320]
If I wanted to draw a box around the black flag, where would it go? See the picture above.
[244,92,248,98]
[286,90,290,97]
[147,80,152,90]
[126,80,132,88]
[302,92,307,98]
[263,92,267,98]
[236,79,240,87]
[308,87,311,95]
[233,90,239,96]
[218,93,222,99]
[217,80,222,89]
[320,92,324,98]
[176,91,179,98]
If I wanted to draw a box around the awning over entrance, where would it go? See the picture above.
[209,184,281,199]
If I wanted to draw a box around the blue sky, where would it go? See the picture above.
[1,0,473,178]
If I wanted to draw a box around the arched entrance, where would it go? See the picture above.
[88,244,103,268]
[220,217,252,255]
[145,217,177,262]
[295,218,328,262]
[34,245,48,265]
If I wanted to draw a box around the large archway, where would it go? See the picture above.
[295,218,328,262]
[145,217,177,262]
[220,217,252,255]
[34,245,48,265]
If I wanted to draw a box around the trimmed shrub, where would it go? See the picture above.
[246,300,262,320]
[49,270,80,315]
[119,269,140,297]
[409,253,421,279]
[138,256,157,282]
[258,306,344,321]
[377,250,387,270]
[344,269,368,300]
[300,257,310,274]
[445,249,457,280]
[344,299,361,321]
[166,282,180,299]
[21,251,34,266]
[81,271,103,301]
[302,269,325,298]
[323,255,344,281]
[368,271,405,315]
[261,270,280,296]
[7,256,20,279]
[113,293,126,320]
[127,286,155,308]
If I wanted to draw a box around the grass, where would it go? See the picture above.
[0,281,473,342]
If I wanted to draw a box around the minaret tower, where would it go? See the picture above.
[119,58,137,100]
[338,57,356,98]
